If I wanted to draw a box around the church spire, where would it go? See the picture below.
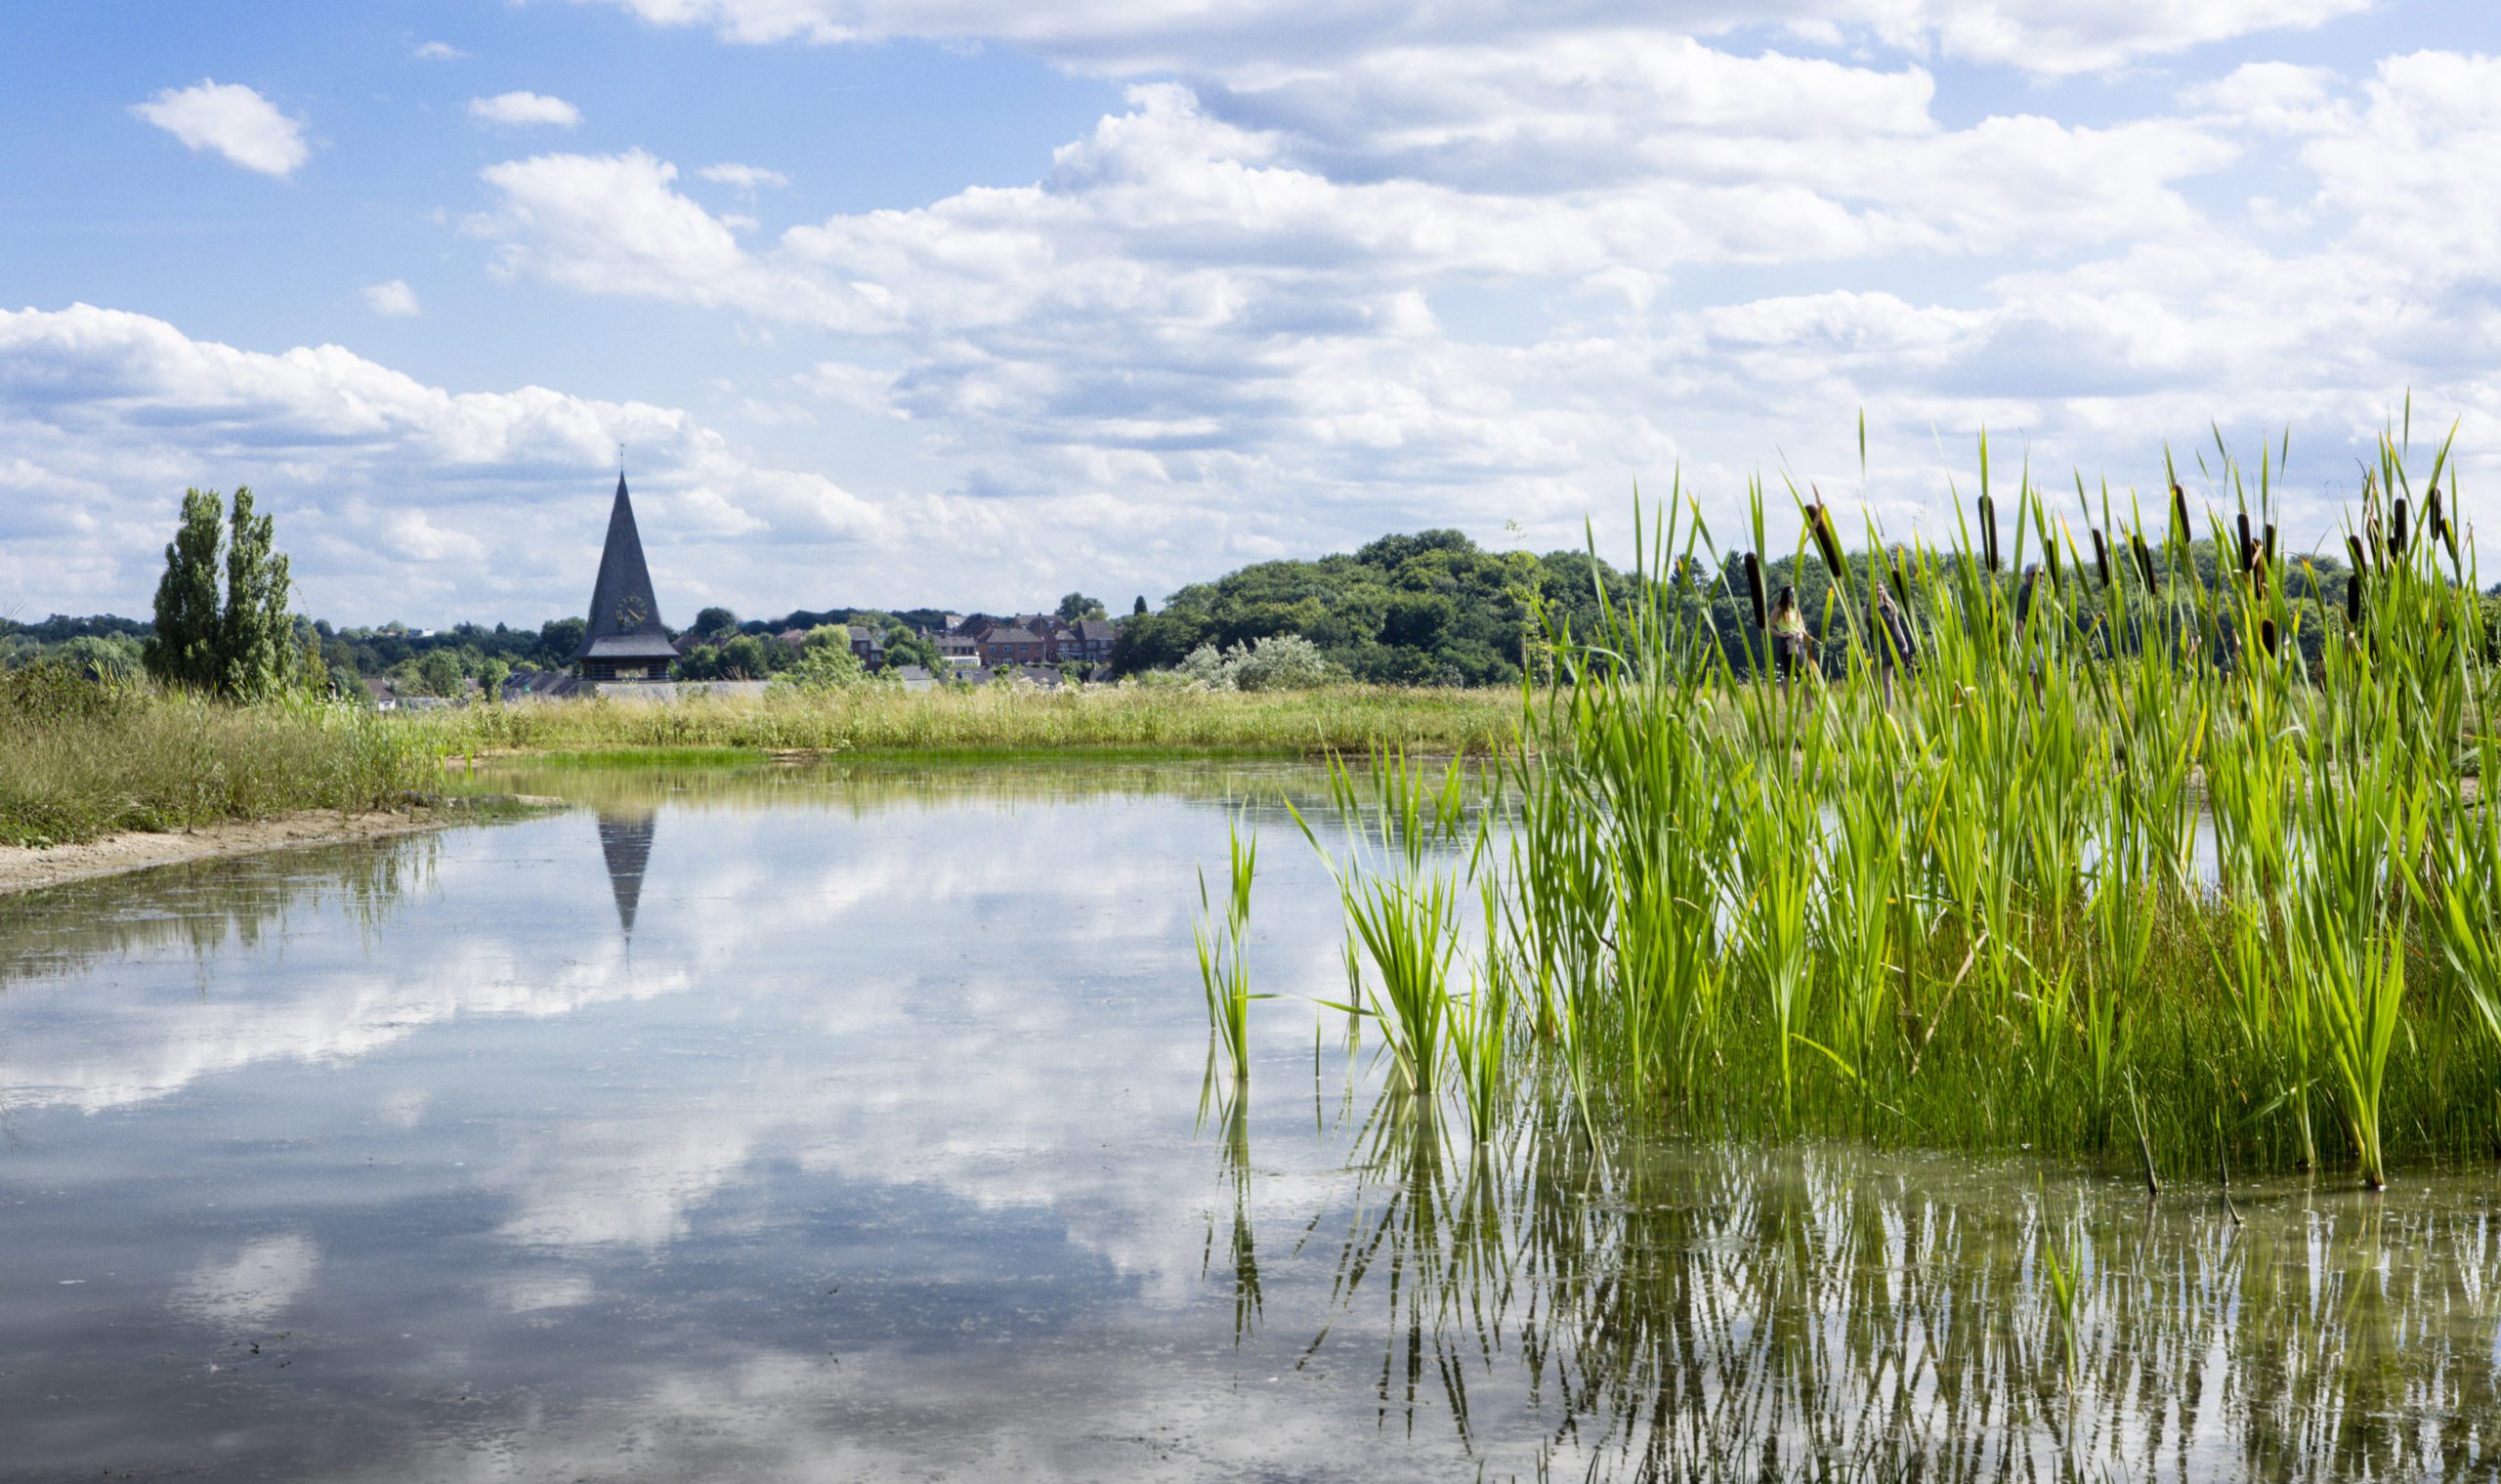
[576,473,680,681]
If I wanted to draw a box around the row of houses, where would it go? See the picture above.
[935,613,1122,668]
[368,661,1093,708]
[669,612,1124,674]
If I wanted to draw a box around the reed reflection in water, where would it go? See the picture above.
[1253,1088,2501,1481]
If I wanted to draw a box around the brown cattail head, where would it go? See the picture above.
[1805,498,1849,586]
[2171,484,2191,545]
[1978,493,2001,572]
[2429,487,2451,551]
[2261,616,2279,658]
[2091,528,2112,588]
[2236,511,2254,565]
[2393,496,2409,556]
[2263,522,2278,570]
[2131,532,2159,590]
[2346,565,2364,627]
[1743,551,1768,631]
[2241,536,2265,586]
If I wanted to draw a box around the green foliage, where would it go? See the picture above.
[49,633,143,683]
[718,633,774,679]
[218,488,295,700]
[882,626,943,672]
[145,488,225,692]
[1056,592,1108,622]
[1144,634,1341,692]
[1115,529,1605,686]
[138,487,298,700]
[770,639,870,694]
[414,650,466,698]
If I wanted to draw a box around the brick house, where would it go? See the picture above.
[977,625,1050,666]
[1061,617,1122,664]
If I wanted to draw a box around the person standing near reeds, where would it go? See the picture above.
[1768,585,1813,684]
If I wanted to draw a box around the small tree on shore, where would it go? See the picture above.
[145,487,297,699]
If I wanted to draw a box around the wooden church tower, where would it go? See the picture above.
[575,474,681,683]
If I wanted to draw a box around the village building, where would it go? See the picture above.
[978,625,1050,666]
[1062,617,1122,665]
[575,474,681,684]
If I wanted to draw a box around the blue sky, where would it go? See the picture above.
[1,1,2494,624]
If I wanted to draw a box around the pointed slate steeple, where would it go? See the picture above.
[595,809,657,940]
[576,474,680,681]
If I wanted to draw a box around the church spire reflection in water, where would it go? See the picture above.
[594,810,657,940]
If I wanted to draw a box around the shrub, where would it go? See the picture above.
[1152,635,1343,692]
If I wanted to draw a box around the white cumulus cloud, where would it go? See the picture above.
[698,162,790,191]
[361,279,423,318]
[130,80,309,178]
[469,91,584,128]
[582,0,2371,78]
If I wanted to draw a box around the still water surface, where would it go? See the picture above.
[2,760,2497,1481]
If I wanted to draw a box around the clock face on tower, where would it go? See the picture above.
[615,596,649,628]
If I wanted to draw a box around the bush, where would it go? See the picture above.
[1147,635,1342,692]
[771,642,873,695]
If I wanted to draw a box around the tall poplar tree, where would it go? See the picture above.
[145,488,225,692]
[219,487,294,699]
[142,486,298,699]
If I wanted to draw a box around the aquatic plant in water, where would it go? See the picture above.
[1263,423,2496,1188]
[1193,813,1266,1081]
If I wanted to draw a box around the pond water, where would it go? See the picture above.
[2,759,2496,1481]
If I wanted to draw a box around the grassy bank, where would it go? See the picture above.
[1282,437,2500,1187]
[0,667,430,848]
[408,683,1522,759]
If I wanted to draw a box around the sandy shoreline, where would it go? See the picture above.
[0,808,468,896]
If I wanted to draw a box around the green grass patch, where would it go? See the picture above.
[404,683,1522,759]
[0,667,432,848]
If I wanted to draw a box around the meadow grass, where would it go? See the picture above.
[0,669,431,848]
[409,682,1521,759]
[1293,431,2498,1187]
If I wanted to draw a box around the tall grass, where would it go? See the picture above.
[410,684,1518,759]
[0,669,430,848]
[1295,431,2497,1186]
